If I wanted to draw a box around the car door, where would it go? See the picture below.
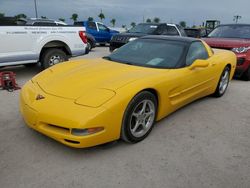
[168,41,216,108]
[86,21,99,41]
[0,26,34,65]
[96,22,111,43]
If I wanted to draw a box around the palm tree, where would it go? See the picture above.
[58,18,65,22]
[110,18,116,27]
[0,12,4,18]
[146,18,151,23]
[70,13,78,22]
[15,13,27,19]
[131,22,136,28]
[98,10,105,22]
[153,17,160,23]
[88,17,94,22]
[179,21,186,28]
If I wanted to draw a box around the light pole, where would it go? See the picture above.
[34,0,38,18]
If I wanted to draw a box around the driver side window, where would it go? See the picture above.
[97,23,108,31]
[186,42,208,66]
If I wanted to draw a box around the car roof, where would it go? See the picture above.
[218,24,250,27]
[138,23,177,26]
[141,35,200,43]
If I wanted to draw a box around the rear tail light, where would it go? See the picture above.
[79,31,87,44]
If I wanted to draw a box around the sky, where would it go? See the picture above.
[0,0,249,27]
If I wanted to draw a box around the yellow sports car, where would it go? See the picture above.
[20,36,236,148]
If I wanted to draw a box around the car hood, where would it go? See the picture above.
[110,29,119,34]
[203,37,250,49]
[33,59,162,100]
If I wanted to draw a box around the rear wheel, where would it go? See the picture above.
[87,39,93,51]
[41,48,68,69]
[213,66,230,97]
[121,91,157,143]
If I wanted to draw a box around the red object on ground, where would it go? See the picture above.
[0,71,20,91]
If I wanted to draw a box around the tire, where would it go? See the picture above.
[213,66,230,97]
[121,91,157,143]
[100,43,106,47]
[41,48,68,69]
[87,39,93,51]
[243,66,250,81]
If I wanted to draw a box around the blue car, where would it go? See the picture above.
[74,21,119,46]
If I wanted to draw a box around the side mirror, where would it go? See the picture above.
[189,59,209,70]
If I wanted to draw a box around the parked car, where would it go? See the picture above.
[0,22,88,69]
[204,24,250,80]
[185,28,207,38]
[74,21,119,46]
[20,36,236,148]
[109,23,187,52]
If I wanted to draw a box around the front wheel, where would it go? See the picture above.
[121,91,157,143]
[41,48,68,69]
[213,66,230,97]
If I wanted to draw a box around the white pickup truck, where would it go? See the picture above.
[0,25,88,69]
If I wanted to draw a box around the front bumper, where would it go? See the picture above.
[109,41,126,52]
[234,52,250,78]
[20,81,121,148]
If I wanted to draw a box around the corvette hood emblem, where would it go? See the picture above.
[36,94,45,100]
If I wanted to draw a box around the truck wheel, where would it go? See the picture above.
[41,49,68,69]
[87,40,93,51]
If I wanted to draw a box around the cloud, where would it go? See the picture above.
[0,0,249,27]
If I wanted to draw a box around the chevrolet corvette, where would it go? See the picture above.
[20,36,236,148]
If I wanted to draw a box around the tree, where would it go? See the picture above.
[70,13,78,22]
[98,10,105,22]
[131,22,136,28]
[233,15,242,23]
[146,18,151,23]
[179,21,186,28]
[15,13,27,19]
[59,18,65,22]
[0,12,4,18]
[41,16,47,19]
[110,18,116,27]
[153,17,160,23]
[88,17,94,22]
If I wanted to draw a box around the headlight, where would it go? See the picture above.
[128,37,138,42]
[232,47,250,53]
[71,127,104,136]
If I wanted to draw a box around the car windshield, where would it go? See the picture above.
[208,25,250,39]
[128,24,158,34]
[103,39,186,69]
